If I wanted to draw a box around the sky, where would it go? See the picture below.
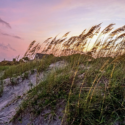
[0,0,125,61]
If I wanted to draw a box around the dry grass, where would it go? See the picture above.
[22,23,125,61]
[2,23,125,125]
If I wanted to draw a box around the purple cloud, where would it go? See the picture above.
[1,33,22,40]
[0,43,16,51]
[0,18,11,28]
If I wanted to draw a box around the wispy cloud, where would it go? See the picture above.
[13,35,22,39]
[1,33,22,40]
[0,18,11,29]
[7,44,16,51]
[0,43,16,51]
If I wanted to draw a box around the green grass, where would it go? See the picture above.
[11,66,74,122]
[0,80,3,97]
[0,65,10,72]
[2,54,125,124]
[1,54,92,80]
[2,23,125,124]
[1,55,60,79]
[0,66,10,95]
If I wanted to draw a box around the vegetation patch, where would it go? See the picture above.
[12,66,74,123]
[6,53,123,124]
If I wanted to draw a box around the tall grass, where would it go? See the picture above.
[3,23,125,124]
[1,55,60,79]
[0,66,10,72]
[10,53,125,124]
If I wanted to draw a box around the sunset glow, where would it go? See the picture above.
[0,0,125,60]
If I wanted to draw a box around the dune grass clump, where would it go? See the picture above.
[2,23,125,124]
[9,53,125,124]
[0,66,10,72]
[1,53,92,80]
[67,85,125,125]
[1,54,59,79]
[11,66,74,122]
[0,80,3,97]
[65,57,125,125]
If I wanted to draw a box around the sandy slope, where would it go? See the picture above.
[0,61,67,125]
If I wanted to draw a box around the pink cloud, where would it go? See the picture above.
[0,0,125,60]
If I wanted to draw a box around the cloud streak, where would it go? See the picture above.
[1,33,22,40]
[0,18,11,28]
[0,0,125,60]
[0,43,16,51]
